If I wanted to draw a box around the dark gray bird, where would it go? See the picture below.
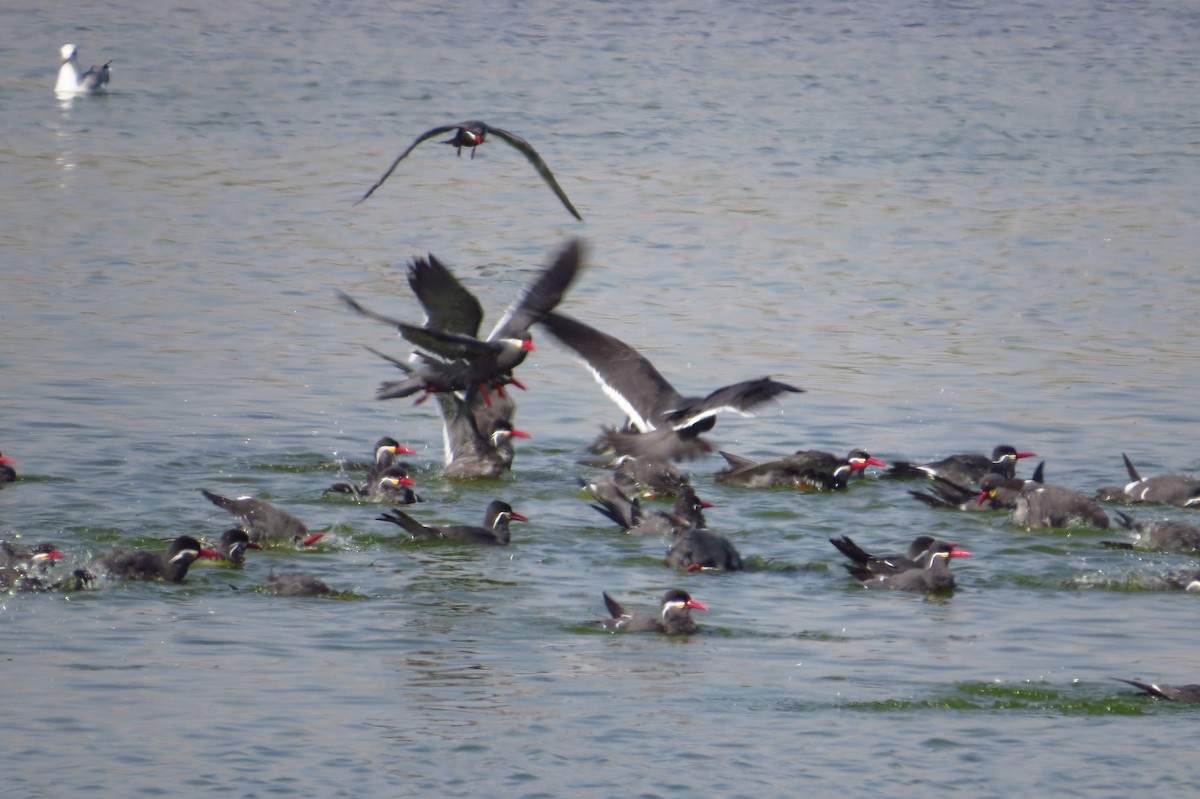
[265,567,333,596]
[886,445,1037,488]
[584,480,709,537]
[406,249,532,471]
[603,455,691,499]
[540,310,803,461]
[665,525,744,572]
[830,535,955,576]
[364,438,417,479]
[100,536,219,583]
[377,500,527,546]
[1095,453,1200,507]
[981,475,1109,530]
[1165,569,1200,592]
[583,481,742,571]
[840,540,970,593]
[1114,678,1200,703]
[367,344,530,478]
[0,540,63,569]
[437,390,531,479]
[326,465,420,503]
[356,120,583,220]
[200,489,325,547]
[0,540,65,590]
[716,448,886,491]
[593,589,708,635]
[912,462,1046,511]
[1102,511,1200,554]
[0,452,15,483]
[341,240,582,404]
[211,528,261,566]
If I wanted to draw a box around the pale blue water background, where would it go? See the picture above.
[3,0,1200,795]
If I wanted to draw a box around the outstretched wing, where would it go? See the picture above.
[364,345,414,374]
[398,323,500,361]
[664,377,804,431]
[489,238,583,342]
[338,290,494,361]
[409,254,484,338]
[356,123,463,204]
[486,125,583,221]
[338,290,409,328]
[540,310,683,431]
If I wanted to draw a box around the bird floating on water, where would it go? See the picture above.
[56,44,111,95]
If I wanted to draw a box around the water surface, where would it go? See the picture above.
[4,1,1200,796]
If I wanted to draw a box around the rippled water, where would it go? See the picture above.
[4,0,1200,795]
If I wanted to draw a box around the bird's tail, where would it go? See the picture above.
[830,535,871,565]
[376,509,431,538]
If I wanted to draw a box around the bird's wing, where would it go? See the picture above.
[486,125,583,221]
[602,592,629,620]
[717,451,759,470]
[356,123,463,204]
[399,324,499,360]
[364,346,414,374]
[338,290,409,328]
[339,291,493,360]
[408,254,484,337]
[436,392,485,467]
[664,377,804,431]
[1121,452,1143,483]
[80,61,111,90]
[489,238,583,341]
[540,310,682,430]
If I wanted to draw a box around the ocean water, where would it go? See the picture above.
[3,0,1200,796]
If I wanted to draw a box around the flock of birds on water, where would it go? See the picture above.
[14,44,1200,705]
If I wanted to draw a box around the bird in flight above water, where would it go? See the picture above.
[355,120,583,221]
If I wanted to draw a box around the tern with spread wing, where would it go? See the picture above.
[356,120,582,220]
[340,238,583,405]
[539,310,802,461]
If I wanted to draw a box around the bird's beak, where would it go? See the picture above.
[33,550,65,562]
[508,512,530,523]
[510,429,532,440]
[301,534,325,547]
[684,599,708,611]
